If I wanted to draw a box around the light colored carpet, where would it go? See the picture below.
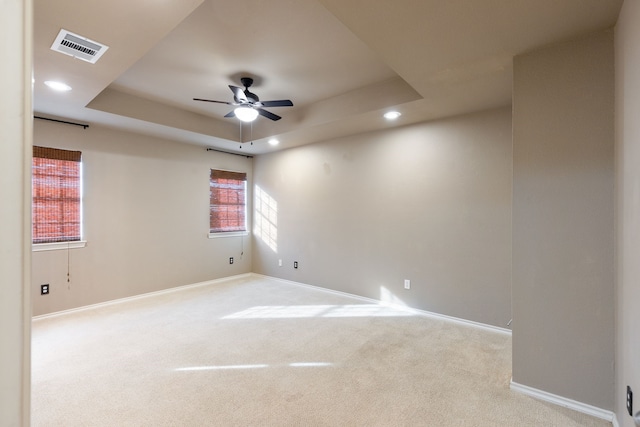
[31,275,611,426]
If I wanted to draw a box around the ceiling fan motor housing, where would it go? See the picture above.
[240,77,259,102]
[244,91,259,103]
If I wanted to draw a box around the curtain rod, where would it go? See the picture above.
[206,147,253,158]
[34,116,89,129]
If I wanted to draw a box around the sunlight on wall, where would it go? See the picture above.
[254,185,278,252]
[380,286,409,308]
[222,304,414,319]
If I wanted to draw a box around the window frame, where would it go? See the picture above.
[31,146,86,251]
[208,169,249,239]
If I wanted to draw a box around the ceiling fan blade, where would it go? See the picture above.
[260,99,294,108]
[224,110,236,118]
[193,98,232,105]
[229,85,247,103]
[257,108,281,121]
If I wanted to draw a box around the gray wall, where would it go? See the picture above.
[512,30,615,410]
[31,120,252,316]
[615,1,640,425]
[252,107,513,328]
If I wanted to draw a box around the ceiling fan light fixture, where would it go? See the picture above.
[234,106,258,122]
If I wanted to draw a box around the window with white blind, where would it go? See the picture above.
[209,169,247,236]
[32,146,85,250]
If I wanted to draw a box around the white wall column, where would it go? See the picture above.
[0,0,33,425]
[615,1,640,425]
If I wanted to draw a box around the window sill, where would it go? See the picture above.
[32,241,87,252]
[208,231,249,239]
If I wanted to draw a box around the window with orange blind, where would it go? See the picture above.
[32,146,82,244]
[209,169,247,233]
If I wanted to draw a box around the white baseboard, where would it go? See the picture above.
[32,273,253,321]
[510,380,615,424]
[252,273,512,336]
[612,414,620,427]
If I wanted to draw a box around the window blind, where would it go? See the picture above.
[210,169,247,233]
[32,146,82,243]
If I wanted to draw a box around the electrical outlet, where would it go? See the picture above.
[628,386,633,416]
[278,259,283,267]
[41,284,49,295]
[404,279,411,289]
[229,257,234,265]
[294,261,298,269]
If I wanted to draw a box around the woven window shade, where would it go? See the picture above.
[210,170,247,233]
[32,146,82,243]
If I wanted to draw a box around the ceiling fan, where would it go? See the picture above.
[193,77,293,122]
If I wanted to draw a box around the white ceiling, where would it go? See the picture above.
[33,0,622,155]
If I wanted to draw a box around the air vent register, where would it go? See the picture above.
[50,29,109,64]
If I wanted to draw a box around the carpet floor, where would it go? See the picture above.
[31,275,612,426]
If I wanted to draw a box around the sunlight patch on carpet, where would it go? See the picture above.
[175,364,269,371]
[175,362,334,372]
[222,304,414,319]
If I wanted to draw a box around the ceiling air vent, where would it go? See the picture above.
[50,29,109,64]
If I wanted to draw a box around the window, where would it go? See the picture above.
[209,169,247,235]
[32,146,82,244]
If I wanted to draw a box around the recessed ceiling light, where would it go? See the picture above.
[44,80,72,92]
[268,138,280,146]
[384,111,401,120]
